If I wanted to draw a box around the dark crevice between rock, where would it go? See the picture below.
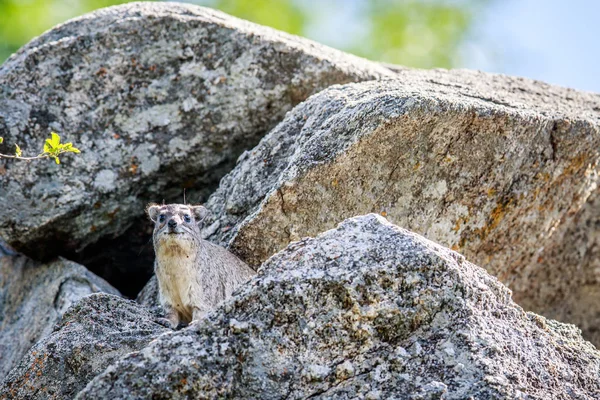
[66,219,156,298]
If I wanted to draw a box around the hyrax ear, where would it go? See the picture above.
[191,205,208,223]
[146,204,161,222]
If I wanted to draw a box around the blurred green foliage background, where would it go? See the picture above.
[0,0,488,68]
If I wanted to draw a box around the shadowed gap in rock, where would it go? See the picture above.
[66,218,156,298]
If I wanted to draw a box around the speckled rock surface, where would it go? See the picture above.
[201,76,600,344]
[0,293,168,400]
[77,215,600,399]
[0,2,393,261]
[518,185,600,347]
[0,244,119,381]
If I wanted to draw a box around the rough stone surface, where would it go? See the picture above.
[201,76,600,344]
[0,2,393,262]
[0,244,119,381]
[521,185,600,347]
[0,293,168,400]
[77,215,600,399]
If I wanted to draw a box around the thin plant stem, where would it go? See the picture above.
[0,154,50,160]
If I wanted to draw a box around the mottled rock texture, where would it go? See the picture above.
[0,293,168,400]
[0,2,392,264]
[78,215,600,399]
[202,76,600,345]
[0,243,119,381]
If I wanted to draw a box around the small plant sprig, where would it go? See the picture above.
[0,132,80,164]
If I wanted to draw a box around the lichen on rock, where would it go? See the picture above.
[0,293,168,399]
[201,75,600,345]
[76,215,600,399]
[1,3,600,398]
[0,2,393,262]
[0,245,119,382]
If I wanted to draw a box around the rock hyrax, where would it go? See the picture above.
[147,203,255,328]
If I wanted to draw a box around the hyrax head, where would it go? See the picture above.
[146,204,208,249]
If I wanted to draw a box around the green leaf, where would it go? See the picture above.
[62,142,80,154]
[15,144,22,157]
[54,156,60,164]
[0,137,3,144]
[44,132,61,154]
[49,132,60,148]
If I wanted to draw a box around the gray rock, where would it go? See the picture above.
[0,245,119,381]
[201,76,600,344]
[0,293,168,399]
[77,215,600,399]
[0,2,393,260]
[522,188,600,347]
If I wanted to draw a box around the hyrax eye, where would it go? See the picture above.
[184,214,191,223]
[159,215,166,223]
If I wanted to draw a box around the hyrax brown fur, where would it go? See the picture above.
[147,203,255,328]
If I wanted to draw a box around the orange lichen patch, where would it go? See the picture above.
[113,133,120,139]
[106,207,120,222]
[96,67,107,77]
[486,187,496,197]
[451,243,460,251]
[380,211,387,217]
[552,153,590,188]
[538,198,551,212]
[452,216,469,233]
[10,351,49,394]
[475,200,513,241]
[535,172,551,182]
[129,163,138,175]
[488,201,511,231]
[453,219,461,233]
[567,153,588,174]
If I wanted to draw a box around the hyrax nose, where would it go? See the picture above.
[168,219,177,228]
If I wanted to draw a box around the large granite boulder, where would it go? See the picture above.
[0,2,393,263]
[200,75,600,344]
[521,186,600,345]
[0,243,119,381]
[0,293,168,400]
[77,215,600,399]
